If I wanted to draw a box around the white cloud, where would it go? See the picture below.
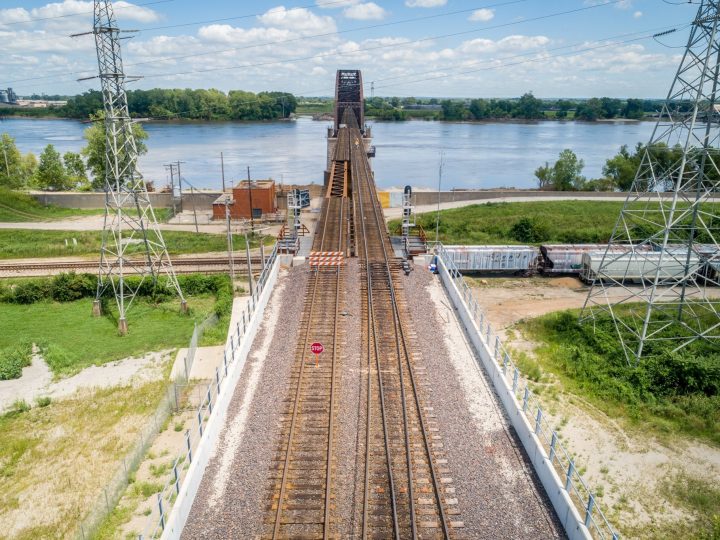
[344,2,386,20]
[468,9,494,22]
[459,35,550,54]
[316,0,359,7]
[405,0,446,7]
[258,6,336,34]
[633,10,642,18]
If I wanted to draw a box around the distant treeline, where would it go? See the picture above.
[3,89,298,121]
[360,93,672,121]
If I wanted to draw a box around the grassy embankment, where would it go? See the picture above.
[0,273,232,378]
[390,200,626,244]
[0,273,234,538]
[0,380,168,540]
[397,200,719,245]
[518,310,719,539]
[0,188,104,222]
[0,228,268,259]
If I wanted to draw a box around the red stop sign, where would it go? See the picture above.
[310,342,324,354]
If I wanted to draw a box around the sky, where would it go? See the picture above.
[0,0,699,99]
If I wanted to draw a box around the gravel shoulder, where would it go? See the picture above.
[181,266,307,539]
[404,267,564,539]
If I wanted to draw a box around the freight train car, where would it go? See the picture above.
[579,250,702,284]
[539,244,612,274]
[442,245,537,274]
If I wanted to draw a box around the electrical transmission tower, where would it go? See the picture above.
[89,0,186,334]
[581,0,720,363]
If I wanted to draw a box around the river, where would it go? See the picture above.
[1,116,656,190]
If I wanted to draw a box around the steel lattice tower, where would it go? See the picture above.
[581,0,720,363]
[91,0,186,334]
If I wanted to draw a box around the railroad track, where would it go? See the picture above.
[350,111,455,539]
[265,107,457,539]
[266,129,349,539]
[0,256,265,275]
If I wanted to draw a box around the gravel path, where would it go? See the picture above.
[402,266,565,539]
[182,266,308,539]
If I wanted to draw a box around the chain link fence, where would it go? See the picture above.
[73,312,219,540]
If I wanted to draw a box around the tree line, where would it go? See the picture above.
[360,93,666,121]
[0,118,147,191]
[534,143,686,192]
[10,89,298,121]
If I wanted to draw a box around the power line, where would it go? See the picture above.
[4,0,532,84]
[0,0,175,26]
[121,0,632,83]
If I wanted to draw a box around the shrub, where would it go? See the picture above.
[50,272,96,302]
[10,280,52,304]
[509,216,550,243]
[36,396,51,408]
[0,343,33,380]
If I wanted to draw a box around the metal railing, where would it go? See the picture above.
[434,243,619,540]
[139,243,279,539]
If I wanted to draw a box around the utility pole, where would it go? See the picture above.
[245,228,254,298]
[220,152,226,192]
[86,0,185,334]
[247,165,255,232]
[164,163,177,216]
[176,160,185,213]
[224,196,235,283]
[435,151,444,244]
[190,185,199,233]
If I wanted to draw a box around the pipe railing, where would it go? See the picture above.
[435,243,619,540]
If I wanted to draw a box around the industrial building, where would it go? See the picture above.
[211,179,277,220]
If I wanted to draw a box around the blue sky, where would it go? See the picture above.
[0,0,697,98]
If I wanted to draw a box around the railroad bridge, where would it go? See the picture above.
[178,71,563,540]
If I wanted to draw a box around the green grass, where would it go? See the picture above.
[296,102,333,114]
[0,228,266,259]
[391,201,628,245]
[0,188,103,222]
[0,342,32,380]
[521,309,720,445]
[0,381,167,540]
[0,295,218,377]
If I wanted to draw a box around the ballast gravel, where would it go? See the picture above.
[402,266,565,539]
[182,266,308,539]
[181,262,565,539]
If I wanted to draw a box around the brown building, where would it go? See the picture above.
[212,179,277,220]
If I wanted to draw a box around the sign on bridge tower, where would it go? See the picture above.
[334,70,364,135]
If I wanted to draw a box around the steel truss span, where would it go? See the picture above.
[582,0,720,363]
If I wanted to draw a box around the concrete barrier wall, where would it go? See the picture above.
[161,258,280,539]
[28,191,223,210]
[436,256,591,540]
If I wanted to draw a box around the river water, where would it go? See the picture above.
[1,116,656,190]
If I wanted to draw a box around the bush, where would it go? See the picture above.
[36,396,51,407]
[0,343,33,380]
[51,272,96,302]
[509,216,550,243]
[10,280,52,304]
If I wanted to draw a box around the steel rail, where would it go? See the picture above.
[355,135,402,540]
[272,133,346,538]
[350,115,451,539]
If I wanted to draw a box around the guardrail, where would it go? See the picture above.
[138,243,280,539]
[434,243,619,540]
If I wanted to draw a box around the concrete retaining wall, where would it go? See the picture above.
[161,258,281,539]
[436,256,591,540]
[28,191,222,210]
